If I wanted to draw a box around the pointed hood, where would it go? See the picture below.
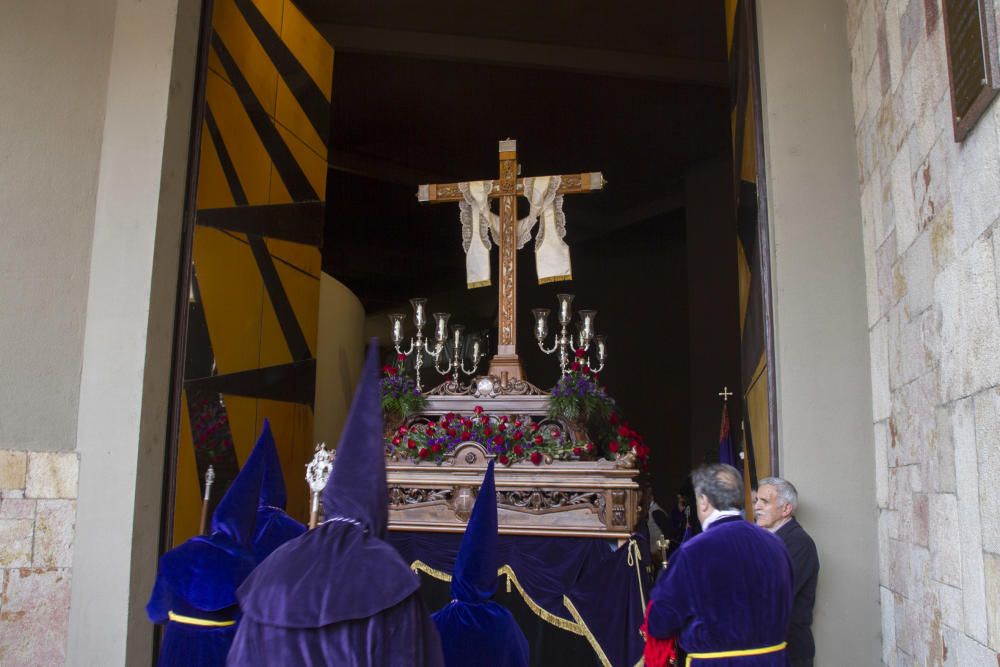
[210,429,266,549]
[257,419,286,510]
[451,460,499,603]
[321,339,387,536]
[237,339,422,628]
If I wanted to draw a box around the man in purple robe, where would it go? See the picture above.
[251,420,306,563]
[431,460,529,667]
[227,341,444,666]
[645,463,792,666]
[146,421,266,665]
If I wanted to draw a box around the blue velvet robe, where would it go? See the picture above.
[431,461,529,667]
[647,515,792,665]
[252,421,306,564]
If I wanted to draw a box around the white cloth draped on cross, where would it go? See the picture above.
[457,176,572,289]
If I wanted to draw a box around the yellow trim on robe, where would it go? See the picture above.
[538,274,573,285]
[167,611,236,627]
[685,641,787,666]
[467,279,492,289]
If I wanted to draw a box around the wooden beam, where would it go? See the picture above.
[319,24,728,87]
[417,172,605,203]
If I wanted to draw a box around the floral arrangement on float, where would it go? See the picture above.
[380,353,427,430]
[547,348,650,469]
[382,347,649,469]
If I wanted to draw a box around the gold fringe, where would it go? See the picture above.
[537,274,573,285]
[498,565,584,635]
[408,560,583,635]
[467,279,492,289]
[562,595,613,667]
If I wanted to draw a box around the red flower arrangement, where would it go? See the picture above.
[386,406,581,465]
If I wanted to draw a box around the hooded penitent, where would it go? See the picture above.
[146,424,266,666]
[431,460,530,667]
[252,420,306,563]
[228,341,444,666]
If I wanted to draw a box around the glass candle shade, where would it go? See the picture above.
[556,294,575,326]
[594,335,607,362]
[410,297,427,329]
[451,324,466,356]
[578,310,597,342]
[532,308,550,340]
[388,313,406,344]
[433,312,451,343]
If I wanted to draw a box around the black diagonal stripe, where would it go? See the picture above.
[211,30,318,202]
[205,104,249,206]
[197,201,325,247]
[204,100,313,362]
[185,359,316,406]
[248,234,312,361]
[232,0,329,147]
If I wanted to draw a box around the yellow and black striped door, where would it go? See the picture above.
[727,0,774,508]
[173,0,334,544]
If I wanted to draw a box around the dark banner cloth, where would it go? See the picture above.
[387,530,651,666]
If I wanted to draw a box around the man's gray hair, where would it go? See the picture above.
[692,463,744,511]
[758,477,798,512]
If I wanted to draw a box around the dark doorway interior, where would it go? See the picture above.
[298,0,740,505]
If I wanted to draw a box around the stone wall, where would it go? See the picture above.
[0,451,78,665]
[847,0,1000,664]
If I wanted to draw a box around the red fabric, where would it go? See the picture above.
[641,600,678,667]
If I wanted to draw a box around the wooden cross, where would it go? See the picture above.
[417,139,604,382]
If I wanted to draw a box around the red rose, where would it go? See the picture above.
[388,367,398,376]
[530,451,543,465]
[418,448,429,459]
[609,413,619,425]
[498,455,510,465]
[609,441,620,453]
[513,430,523,441]
[426,426,435,435]
[431,443,442,453]
[533,435,544,445]
[492,435,504,446]
[397,353,406,362]
[575,348,586,358]
[463,418,472,427]
[484,427,493,437]
[499,415,509,423]
[398,426,408,435]
[447,428,456,437]
[572,447,583,456]
[407,439,416,449]
[550,428,561,438]
[461,430,471,440]
[446,413,456,421]
[530,423,540,433]
[570,361,581,371]
[474,405,484,414]
[586,442,595,453]
[498,423,507,432]
[382,365,392,374]
[617,426,630,438]
[514,420,523,428]
[630,439,641,450]
[513,445,524,455]
[392,436,401,445]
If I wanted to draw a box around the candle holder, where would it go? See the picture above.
[433,325,484,378]
[388,298,482,391]
[533,294,608,376]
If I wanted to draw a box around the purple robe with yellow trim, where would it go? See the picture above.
[646,515,792,666]
[146,422,268,666]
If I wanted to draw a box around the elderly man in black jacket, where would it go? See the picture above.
[754,477,819,667]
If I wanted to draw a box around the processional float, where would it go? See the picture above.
[308,140,649,540]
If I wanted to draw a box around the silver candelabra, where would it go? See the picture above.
[389,298,483,391]
[532,293,607,376]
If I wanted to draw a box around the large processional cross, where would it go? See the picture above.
[417,139,604,382]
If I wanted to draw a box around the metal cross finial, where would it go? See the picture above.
[718,386,733,402]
